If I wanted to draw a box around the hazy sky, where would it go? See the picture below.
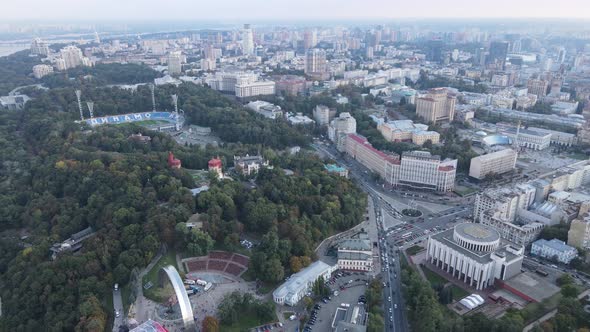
[3,0,590,20]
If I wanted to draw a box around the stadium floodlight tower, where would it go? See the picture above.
[75,90,84,121]
[86,102,94,119]
[172,94,181,131]
[150,84,156,112]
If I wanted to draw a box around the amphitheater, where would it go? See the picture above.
[181,250,250,277]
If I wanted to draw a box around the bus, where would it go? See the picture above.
[535,269,549,277]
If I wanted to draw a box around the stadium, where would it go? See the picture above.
[81,111,185,132]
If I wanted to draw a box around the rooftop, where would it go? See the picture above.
[273,261,333,299]
[455,223,500,243]
[532,238,576,253]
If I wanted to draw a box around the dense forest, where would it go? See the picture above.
[40,63,162,88]
[0,50,42,95]
[0,60,366,330]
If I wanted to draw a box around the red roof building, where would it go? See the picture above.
[208,157,223,177]
[168,152,181,169]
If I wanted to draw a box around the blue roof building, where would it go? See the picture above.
[531,238,578,264]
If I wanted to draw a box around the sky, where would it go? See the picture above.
[3,0,590,21]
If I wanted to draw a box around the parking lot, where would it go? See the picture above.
[303,271,369,332]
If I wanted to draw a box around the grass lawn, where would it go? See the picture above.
[449,284,469,300]
[568,153,589,161]
[519,292,562,323]
[453,185,478,197]
[220,308,277,332]
[406,245,424,256]
[142,250,179,302]
[421,264,449,288]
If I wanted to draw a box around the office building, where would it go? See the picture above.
[32,64,53,79]
[426,40,443,63]
[426,223,524,290]
[398,151,457,192]
[242,24,255,55]
[304,49,328,80]
[344,135,456,192]
[328,112,357,151]
[337,237,373,272]
[273,261,337,306]
[235,80,275,98]
[527,79,549,97]
[531,239,577,264]
[30,38,49,56]
[416,88,456,124]
[527,127,576,147]
[377,119,440,146]
[273,75,306,96]
[469,149,518,180]
[504,127,551,151]
[487,41,509,69]
[167,51,183,75]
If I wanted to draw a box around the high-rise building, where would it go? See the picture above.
[469,149,518,180]
[59,45,85,69]
[426,40,443,63]
[167,51,183,75]
[365,46,374,59]
[242,24,255,56]
[328,113,357,150]
[303,29,317,50]
[487,41,509,69]
[558,47,567,64]
[304,48,328,80]
[527,78,549,97]
[32,64,54,79]
[568,212,590,250]
[30,38,49,56]
[416,88,456,124]
[313,105,333,126]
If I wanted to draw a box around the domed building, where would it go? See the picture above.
[426,223,524,290]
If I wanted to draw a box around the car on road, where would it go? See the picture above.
[115,310,120,318]
[114,283,119,291]
[394,304,398,309]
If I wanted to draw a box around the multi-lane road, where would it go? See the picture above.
[312,141,475,332]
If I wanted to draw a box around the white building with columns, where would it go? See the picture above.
[426,223,524,290]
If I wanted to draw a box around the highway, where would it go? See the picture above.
[312,141,474,332]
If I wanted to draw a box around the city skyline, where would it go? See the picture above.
[2,0,590,21]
